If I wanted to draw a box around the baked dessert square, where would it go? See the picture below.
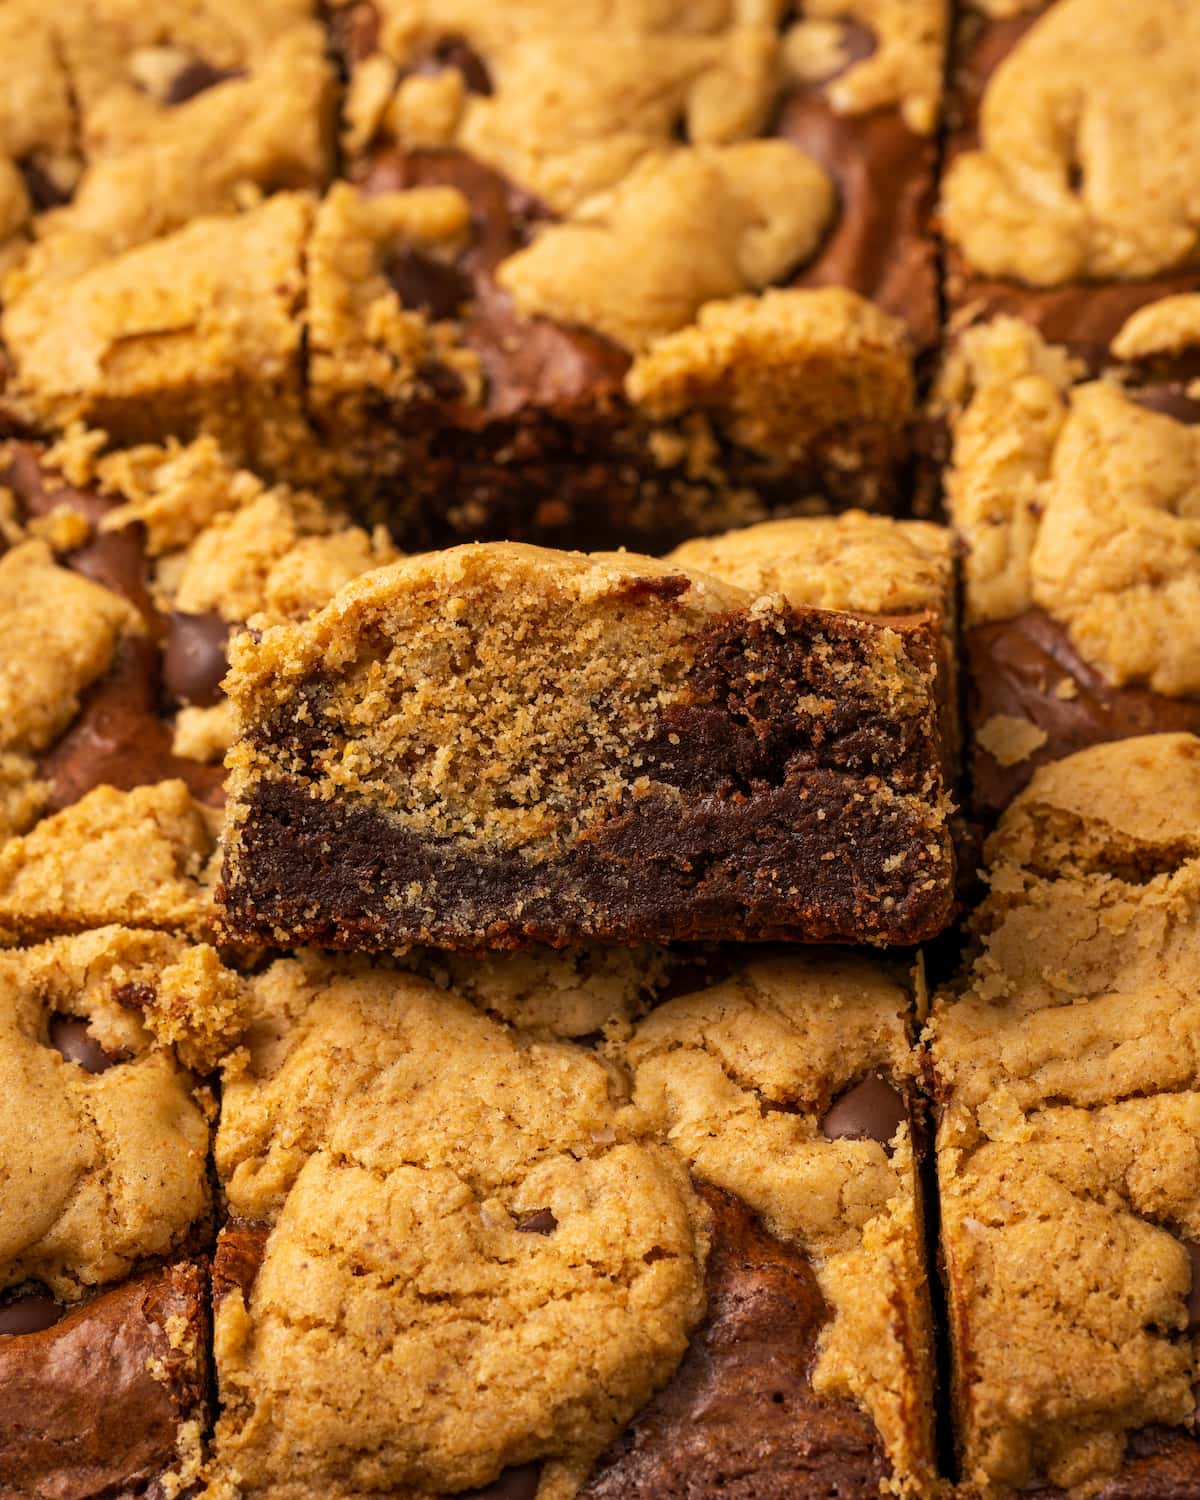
[0,923,239,1498]
[218,513,958,952]
[937,313,1200,813]
[927,733,1200,1497]
[206,944,936,1498]
[941,0,1200,369]
[299,0,946,547]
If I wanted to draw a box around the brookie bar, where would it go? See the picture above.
[941,0,1200,369]
[203,945,937,1498]
[936,312,1200,813]
[927,733,1200,1498]
[218,514,958,952]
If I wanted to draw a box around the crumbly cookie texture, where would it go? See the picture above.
[942,0,1200,284]
[307,182,480,417]
[26,24,332,274]
[622,951,936,1495]
[2,193,312,459]
[0,926,220,1300]
[208,954,708,1498]
[928,733,1200,1497]
[0,781,220,944]
[498,143,832,352]
[671,509,952,616]
[626,287,913,456]
[0,6,78,258]
[942,315,1200,696]
[219,527,955,949]
[206,947,934,1498]
[0,539,139,758]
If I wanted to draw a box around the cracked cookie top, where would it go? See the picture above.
[207,946,934,1498]
[0,925,234,1301]
[941,313,1200,698]
[928,732,1200,1494]
[943,0,1200,285]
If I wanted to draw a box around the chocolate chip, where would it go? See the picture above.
[819,1071,906,1148]
[67,526,158,626]
[515,1208,557,1236]
[48,1015,126,1074]
[0,1290,63,1336]
[462,1463,542,1500]
[164,611,232,708]
[1181,1238,1200,1334]
[165,59,243,106]
[422,35,493,95]
[18,156,72,212]
[335,1,380,64]
[383,247,473,321]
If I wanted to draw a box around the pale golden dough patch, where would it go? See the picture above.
[0,753,46,843]
[784,0,948,135]
[498,144,833,352]
[0,927,216,1299]
[622,951,935,1496]
[975,713,1047,769]
[0,539,138,756]
[26,24,332,269]
[173,701,239,765]
[942,0,1200,284]
[0,5,78,248]
[210,955,707,1497]
[943,315,1200,696]
[1,192,311,449]
[0,781,220,943]
[927,733,1200,1496]
[1111,292,1200,362]
[671,510,952,616]
[351,1,787,214]
[627,286,912,456]
[171,488,398,625]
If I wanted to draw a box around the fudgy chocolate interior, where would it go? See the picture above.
[0,1264,207,1499]
[221,604,953,950]
[580,1183,890,1499]
[966,610,1200,814]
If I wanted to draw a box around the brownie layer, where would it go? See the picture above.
[0,1262,208,1499]
[943,3,1200,368]
[966,610,1200,813]
[579,1184,890,1500]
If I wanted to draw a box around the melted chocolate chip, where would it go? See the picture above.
[418,35,493,95]
[67,526,158,627]
[164,612,232,708]
[18,157,72,212]
[819,1071,906,1149]
[383,246,474,321]
[1181,1238,1200,1334]
[165,59,244,106]
[1131,385,1200,426]
[462,1463,542,1500]
[39,636,226,813]
[515,1208,557,1236]
[48,1015,126,1074]
[0,1291,63,1337]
